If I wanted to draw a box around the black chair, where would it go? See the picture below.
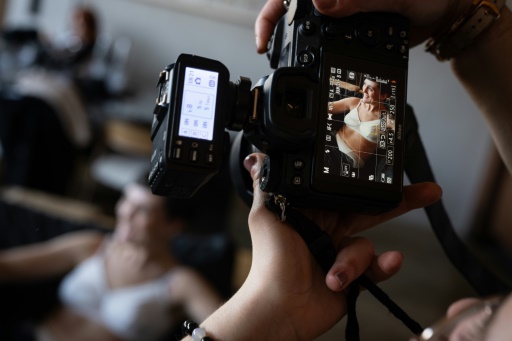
[0,93,78,195]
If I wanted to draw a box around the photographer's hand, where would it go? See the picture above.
[255,0,472,52]
[188,153,440,341]
[298,180,442,292]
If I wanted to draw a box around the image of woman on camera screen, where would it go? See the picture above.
[325,75,395,180]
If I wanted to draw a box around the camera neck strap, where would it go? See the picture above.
[403,105,511,297]
[265,195,423,341]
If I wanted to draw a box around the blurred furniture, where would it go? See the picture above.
[0,186,115,237]
[0,28,40,88]
[0,25,139,200]
[0,92,85,195]
[78,34,133,101]
[89,119,152,193]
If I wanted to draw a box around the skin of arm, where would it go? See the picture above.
[0,230,103,282]
[329,97,359,114]
[180,153,441,341]
[169,267,224,323]
[450,6,512,173]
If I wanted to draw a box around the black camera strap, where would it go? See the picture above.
[404,106,511,297]
[265,195,423,341]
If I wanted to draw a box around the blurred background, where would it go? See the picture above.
[0,0,511,340]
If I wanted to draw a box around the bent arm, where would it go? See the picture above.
[451,6,512,172]
[329,97,359,114]
[170,268,223,322]
[0,230,103,282]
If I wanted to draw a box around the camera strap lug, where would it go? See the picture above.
[250,87,261,124]
[271,194,288,222]
[265,193,337,272]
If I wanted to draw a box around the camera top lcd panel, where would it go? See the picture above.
[149,54,230,198]
[265,2,409,212]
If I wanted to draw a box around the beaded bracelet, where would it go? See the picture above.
[425,0,506,60]
[182,320,213,341]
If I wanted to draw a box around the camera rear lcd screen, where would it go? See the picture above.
[178,67,219,141]
[319,53,405,189]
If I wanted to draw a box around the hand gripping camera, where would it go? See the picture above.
[148,0,410,214]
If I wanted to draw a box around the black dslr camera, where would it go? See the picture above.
[148,0,410,213]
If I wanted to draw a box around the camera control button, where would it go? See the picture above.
[384,42,397,53]
[299,20,316,35]
[173,147,182,160]
[292,176,303,186]
[293,159,305,170]
[206,153,214,165]
[297,50,315,66]
[322,23,337,39]
[343,32,355,43]
[190,149,198,162]
[399,44,408,55]
[357,24,381,46]
[385,25,395,38]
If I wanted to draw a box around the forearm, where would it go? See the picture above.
[0,248,73,281]
[182,281,295,341]
[0,231,101,282]
[451,5,512,172]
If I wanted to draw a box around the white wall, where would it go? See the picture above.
[3,0,506,234]
[2,0,272,89]
[404,47,494,232]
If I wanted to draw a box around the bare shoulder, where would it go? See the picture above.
[331,96,360,112]
[346,96,361,106]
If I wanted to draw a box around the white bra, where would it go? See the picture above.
[59,251,176,341]
[343,101,380,143]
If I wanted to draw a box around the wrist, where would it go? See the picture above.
[451,5,512,66]
[196,281,296,340]
[426,0,506,60]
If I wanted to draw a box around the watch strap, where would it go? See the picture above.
[426,0,506,61]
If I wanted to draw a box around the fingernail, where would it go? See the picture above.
[255,36,260,51]
[244,154,257,172]
[335,272,349,291]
